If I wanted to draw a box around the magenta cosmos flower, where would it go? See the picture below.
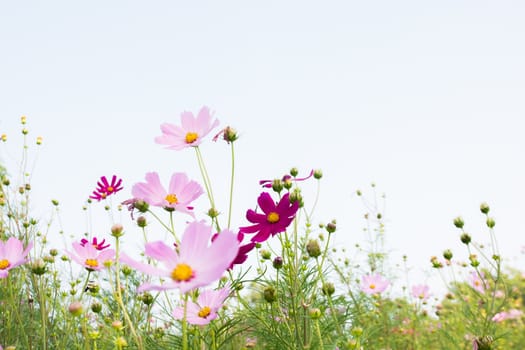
[68,241,115,271]
[155,106,220,150]
[131,172,203,216]
[411,284,431,300]
[89,175,123,201]
[172,286,230,325]
[120,221,239,294]
[360,273,390,295]
[80,237,110,250]
[0,237,33,278]
[240,192,300,243]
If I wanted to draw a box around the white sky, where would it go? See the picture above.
[1,1,525,294]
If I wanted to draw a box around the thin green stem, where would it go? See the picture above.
[227,142,235,229]
[182,293,189,350]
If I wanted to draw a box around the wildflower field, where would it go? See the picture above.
[1,112,524,350]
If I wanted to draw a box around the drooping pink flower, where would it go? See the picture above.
[213,232,255,269]
[259,169,314,188]
[172,286,230,325]
[155,106,220,150]
[89,175,123,201]
[360,273,390,295]
[131,172,203,216]
[492,309,523,322]
[68,241,115,271]
[120,221,239,294]
[469,271,486,293]
[240,192,300,243]
[0,237,33,278]
[411,284,431,300]
[80,237,110,251]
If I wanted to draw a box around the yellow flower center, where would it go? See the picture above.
[101,192,107,199]
[198,306,211,318]
[171,263,193,282]
[185,132,199,144]
[267,212,280,223]
[0,259,10,270]
[165,193,179,205]
[369,284,376,290]
[85,259,99,268]
[107,186,114,193]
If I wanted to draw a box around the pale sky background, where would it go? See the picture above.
[1,1,525,296]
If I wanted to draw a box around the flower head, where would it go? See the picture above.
[240,192,299,243]
[173,286,230,325]
[469,271,486,293]
[80,237,110,251]
[155,106,220,150]
[120,221,239,293]
[492,309,523,322]
[68,242,115,271]
[131,172,203,216]
[0,237,33,278]
[89,175,123,201]
[360,273,390,295]
[411,284,431,300]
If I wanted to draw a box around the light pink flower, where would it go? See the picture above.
[155,106,220,150]
[469,271,486,293]
[172,286,230,325]
[0,237,33,278]
[411,284,431,300]
[360,273,389,295]
[492,309,523,322]
[131,172,203,216]
[120,221,239,294]
[68,241,115,271]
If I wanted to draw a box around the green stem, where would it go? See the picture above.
[227,142,235,229]
[182,293,189,350]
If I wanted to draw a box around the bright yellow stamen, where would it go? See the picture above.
[85,259,99,268]
[107,186,114,193]
[171,263,193,282]
[369,284,376,290]
[0,259,10,270]
[267,212,280,223]
[165,193,179,204]
[185,132,198,144]
[198,306,211,318]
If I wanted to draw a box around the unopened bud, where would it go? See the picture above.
[322,282,335,296]
[443,249,453,261]
[1,134,6,142]
[260,249,271,260]
[326,221,336,234]
[453,216,464,229]
[306,239,322,258]
[31,259,47,275]
[111,224,124,237]
[134,200,149,213]
[272,256,283,269]
[207,207,220,218]
[290,167,299,177]
[313,169,323,179]
[263,286,277,303]
[272,179,283,193]
[309,308,322,319]
[36,136,43,145]
[486,217,496,228]
[223,126,238,143]
[68,301,83,316]
[480,202,490,214]
[115,337,128,347]
[460,233,471,245]
[91,302,102,313]
[137,216,147,227]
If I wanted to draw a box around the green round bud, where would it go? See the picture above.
[111,224,124,237]
[453,216,464,229]
[309,308,322,319]
[141,292,154,306]
[134,200,149,213]
[443,249,453,261]
[326,222,336,234]
[313,169,323,179]
[460,233,471,245]
[321,282,335,296]
[480,202,490,214]
[486,217,496,228]
[290,167,299,177]
[272,256,283,269]
[306,239,322,258]
[207,207,220,218]
[272,179,283,193]
[121,265,132,276]
[91,302,102,313]
[68,301,83,317]
[263,286,277,303]
[137,216,147,227]
[260,249,271,260]
[31,259,47,275]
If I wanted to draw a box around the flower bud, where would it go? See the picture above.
[1,134,6,142]
[68,301,83,317]
[112,320,124,331]
[443,249,453,261]
[36,136,43,145]
[115,337,128,347]
[480,202,490,214]
[207,207,220,218]
[223,126,238,143]
[134,200,149,213]
[91,302,102,313]
[326,221,336,234]
[260,249,271,260]
[31,259,47,275]
[460,233,471,245]
[321,282,335,296]
[121,265,132,276]
[136,216,147,227]
[263,286,277,303]
[272,256,283,269]
[453,216,464,229]
[306,239,322,258]
[290,167,299,177]
[21,115,27,124]
[313,169,323,179]
[111,224,124,237]
[309,308,322,319]
[141,292,154,306]
[272,179,283,193]
[486,217,496,228]
[22,128,28,135]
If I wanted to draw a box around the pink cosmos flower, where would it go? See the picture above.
[89,175,123,201]
[240,192,300,243]
[469,271,486,293]
[120,221,239,294]
[172,286,230,325]
[80,237,110,251]
[360,273,390,295]
[0,237,33,278]
[131,172,203,216]
[492,309,523,322]
[259,169,314,188]
[155,106,220,150]
[68,241,115,271]
[411,284,431,300]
